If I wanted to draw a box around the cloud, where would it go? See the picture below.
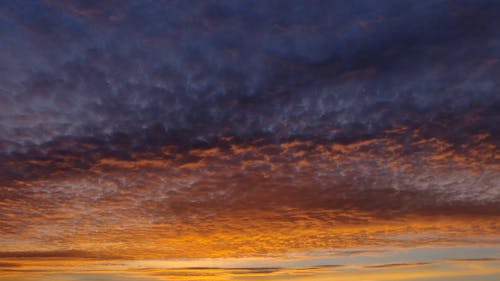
[1,0,499,150]
[448,258,500,263]
[0,263,21,268]
[0,250,121,259]
[0,0,499,260]
[364,262,431,269]
[0,134,498,257]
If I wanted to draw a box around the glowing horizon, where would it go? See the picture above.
[1,1,499,280]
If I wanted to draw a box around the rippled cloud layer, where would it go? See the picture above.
[0,1,499,279]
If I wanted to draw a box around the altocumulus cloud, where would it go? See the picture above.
[0,0,499,259]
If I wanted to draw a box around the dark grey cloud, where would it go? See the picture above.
[0,0,498,154]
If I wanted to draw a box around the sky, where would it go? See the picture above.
[0,0,499,280]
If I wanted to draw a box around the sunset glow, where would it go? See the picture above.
[0,1,499,280]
